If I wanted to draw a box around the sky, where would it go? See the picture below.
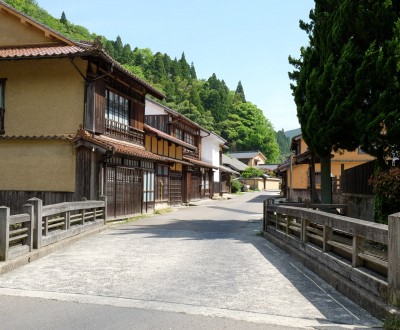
[37,0,314,132]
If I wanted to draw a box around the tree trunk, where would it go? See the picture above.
[320,154,332,204]
[309,154,318,203]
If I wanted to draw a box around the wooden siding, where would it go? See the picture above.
[341,160,375,195]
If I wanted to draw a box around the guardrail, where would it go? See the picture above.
[0,198,107,261]
[263,198,400,309]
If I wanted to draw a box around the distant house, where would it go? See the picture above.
[228,151,266,167]
[201,132,235,196]
[222,154,247,173]
[145,98,227,203]
[276,134,375,202]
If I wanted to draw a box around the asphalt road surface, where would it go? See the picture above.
[0,192,381,329]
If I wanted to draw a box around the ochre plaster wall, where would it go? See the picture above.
[288,164,309,189]
[0,9,51,47]
[0,140,76,191]
[1,58,85,136]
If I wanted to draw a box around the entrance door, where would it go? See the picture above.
[106,166,142,218]
[169,174,182,206]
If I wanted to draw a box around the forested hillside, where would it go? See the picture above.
[5,0,282,163]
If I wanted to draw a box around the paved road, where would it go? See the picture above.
[0,192,380,329]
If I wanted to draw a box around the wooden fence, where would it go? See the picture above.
[341,160,375,195]
[263,199,400,309]
[0,198,106,261]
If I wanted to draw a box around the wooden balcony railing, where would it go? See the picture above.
[105,119,144,146]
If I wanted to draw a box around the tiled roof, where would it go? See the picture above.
[0,134,68,140]
[0,45,90,58]
[143,124,197,151]
[70,129,167,161]
[221,154,248,172]
[219,165,240,175]
[183,157,218,169]
[228,151,265,159]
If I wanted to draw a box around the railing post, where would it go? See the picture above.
[286,216,292,236]
[27,198,43,249]
[352,235,364,268]
[81,209,85,225]
[63,211,70,230]
[23,204,34,252]
[323,226,332,252]
[301,219,310,242]
[0,206,10,261]
[264,198,274,230]
[263,200,267,231]
[388,212,400,307]
[100,196,107,225]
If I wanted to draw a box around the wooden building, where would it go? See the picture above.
[0,2,171,218]
[276,134,375,202]
[145,98,217,203]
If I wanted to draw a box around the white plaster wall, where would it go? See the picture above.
[145,99,166,115]
[202,134,223,182]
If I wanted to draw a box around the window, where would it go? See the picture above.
[105,90,129,126]
[184,132,195,146]
[173,128,183,140]
[143,170,155,203]
[0,79,6,134]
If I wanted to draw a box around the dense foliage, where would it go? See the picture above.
[369,167,400,224]
[276,129,291,162]
[289,0,400,202]
[241,167,264,179]
[4,0,281,162]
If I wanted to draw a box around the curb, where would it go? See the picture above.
[0,224,110,276]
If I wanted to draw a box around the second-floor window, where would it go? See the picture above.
[184,132,195,146]
[173,128,183,140]
[0,79,5,135]
[105,90,129,126]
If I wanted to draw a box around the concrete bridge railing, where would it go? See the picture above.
[263,198,400,317]
[0,198,107,261]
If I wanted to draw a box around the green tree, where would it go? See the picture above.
[60,11,67,24]
[290,0,400,203]
[190,62,197,80]
[200,73,230,123]
[276,129,291,162]
[179,52,191,80]
[235,80,246,102]
[220,102,279,163]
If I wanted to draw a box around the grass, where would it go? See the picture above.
[383,316,400,330]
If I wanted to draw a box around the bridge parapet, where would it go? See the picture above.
[263,198,399,318]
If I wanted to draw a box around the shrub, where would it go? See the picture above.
[369,167,400,224]
[231,179,243,193]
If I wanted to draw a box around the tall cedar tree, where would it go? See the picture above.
[235,81,246,102]
[289,1,400,202]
